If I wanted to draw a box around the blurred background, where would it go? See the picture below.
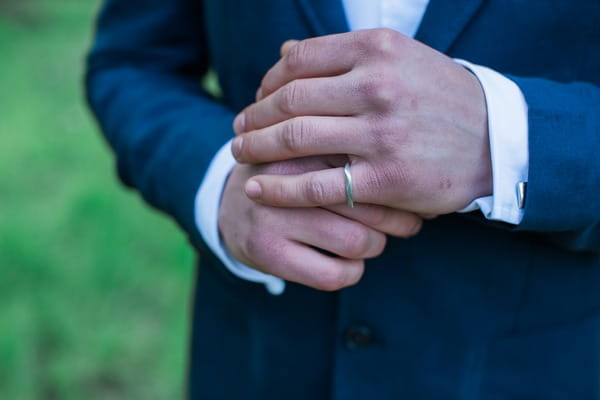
[0,1,196,398]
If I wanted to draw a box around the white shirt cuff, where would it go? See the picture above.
[454,59,529,225]
[194,139,286,295]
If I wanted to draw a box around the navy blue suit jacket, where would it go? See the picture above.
[86,1,600,398]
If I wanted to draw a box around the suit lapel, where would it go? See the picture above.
[294,0,486,52]
[294,0,349,36]
[415,0,487,52]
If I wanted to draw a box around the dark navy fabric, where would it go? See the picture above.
[85,1,600,398]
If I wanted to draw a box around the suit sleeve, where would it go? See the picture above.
[510,77,600,253]
[85,0,234,250]
[466,76,600,254]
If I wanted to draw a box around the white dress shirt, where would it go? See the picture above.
[194,0,530,295]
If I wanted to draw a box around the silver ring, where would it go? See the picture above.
[344,162,354,208]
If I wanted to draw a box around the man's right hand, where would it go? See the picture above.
[219,157,423,291]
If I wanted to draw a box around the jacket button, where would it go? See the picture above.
[343,325,373,350]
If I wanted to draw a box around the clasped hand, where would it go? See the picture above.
[219,29,492,291]
[232,28,492,215]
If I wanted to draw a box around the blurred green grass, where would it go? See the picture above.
[0,1,195,399]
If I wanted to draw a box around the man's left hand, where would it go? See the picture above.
[231,29,492,216]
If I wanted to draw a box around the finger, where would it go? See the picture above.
[245,167,348,207]
[235,75,366,134]
[280,40,299,57]
[256,39,308,101]
[325,204,423,238]
[255,86,263,102]
[255,40,301,102]
[261,33,363,99]
[289,208,386,259]
[265,239,365,291]
[232,116,369,164]
[245,164,380,207]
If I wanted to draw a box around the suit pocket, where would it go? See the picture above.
[479,312,600,400]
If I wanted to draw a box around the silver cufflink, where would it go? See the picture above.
[517,181,527,209]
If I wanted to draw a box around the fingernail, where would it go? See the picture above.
[231,137,243,159]
[233,113,246,134]
[245,179,262,199]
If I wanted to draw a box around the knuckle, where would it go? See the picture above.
[358,75,395,109]
[358,76,379,98]
[244,231,264,259]
[245,229,281,264]
[317,263,364,291]
[303,174,328,204]
[356,166,384,198]
[345,266,364,287]
[278,81,301,114]
[340,228,371,259]
[406,217,423,237]
[363,162,413,195]
[367,28,402,57]
[269,178,303,206]
[372,234,387,257]
[387,215,415,238]
[387,219,408,238]
[316,268,347,292]
[364,205,387,228]
[280,118,310,154]
[241,134,258,161]
[270,180,289,204]
[386,162,414,188]
[260,74,274,96]
[243,107,257,131]
[367,118,405,153]
[285,41,308,73]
